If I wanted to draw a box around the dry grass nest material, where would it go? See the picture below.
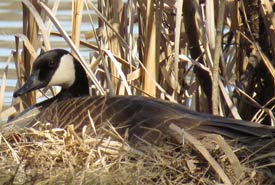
[1,123,275,185]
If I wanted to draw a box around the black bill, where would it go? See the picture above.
[13,71,45,97]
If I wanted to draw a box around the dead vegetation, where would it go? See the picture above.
[1,125,275,185]
[1,0,275,184]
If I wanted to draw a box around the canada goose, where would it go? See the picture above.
[4,49,275,144]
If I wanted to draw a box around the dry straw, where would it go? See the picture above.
[1,0,275,184]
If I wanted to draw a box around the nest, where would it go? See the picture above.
[1,123,275,185]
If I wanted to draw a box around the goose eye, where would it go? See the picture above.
[48,60,55,67]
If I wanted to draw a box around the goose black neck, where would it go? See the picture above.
[36,59,90,107]
[58,59,89,99]
[37,59,90,107]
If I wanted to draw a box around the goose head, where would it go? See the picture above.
[13,49,89,100]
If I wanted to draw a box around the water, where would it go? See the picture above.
[0,0,96,120]
[0,0,21,113]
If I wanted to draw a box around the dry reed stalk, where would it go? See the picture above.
[208,134,243,179]
[12,37,24,116]
[4,0,275,123]
[3,122,275,184]
[39,1,105,95]
[22,0,51,50]
[212,0,225,115]
[183,0,212,112]
[143,0,157,97]
[219,80,241,119]
[154,0,162,96]
[46,0,61,36]
[169,123,232,184]
[4,1,275,183]
[86,0,116,94]
[174,0,183,100]
[0,55,13,118]
[259,0,275,56]
[71,0,84,52]
[107,0,123,93]
[126,0,136,73]
[20,0,40,107]
[86,1,128,49]
[105,50,132,95]
[51,31,135,71]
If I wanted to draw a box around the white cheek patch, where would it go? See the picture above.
[48,54,76,88]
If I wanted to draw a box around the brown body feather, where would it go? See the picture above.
[13,95,274,144]
[5,49,275,144]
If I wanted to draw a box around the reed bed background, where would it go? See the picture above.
[1,0,275,184]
